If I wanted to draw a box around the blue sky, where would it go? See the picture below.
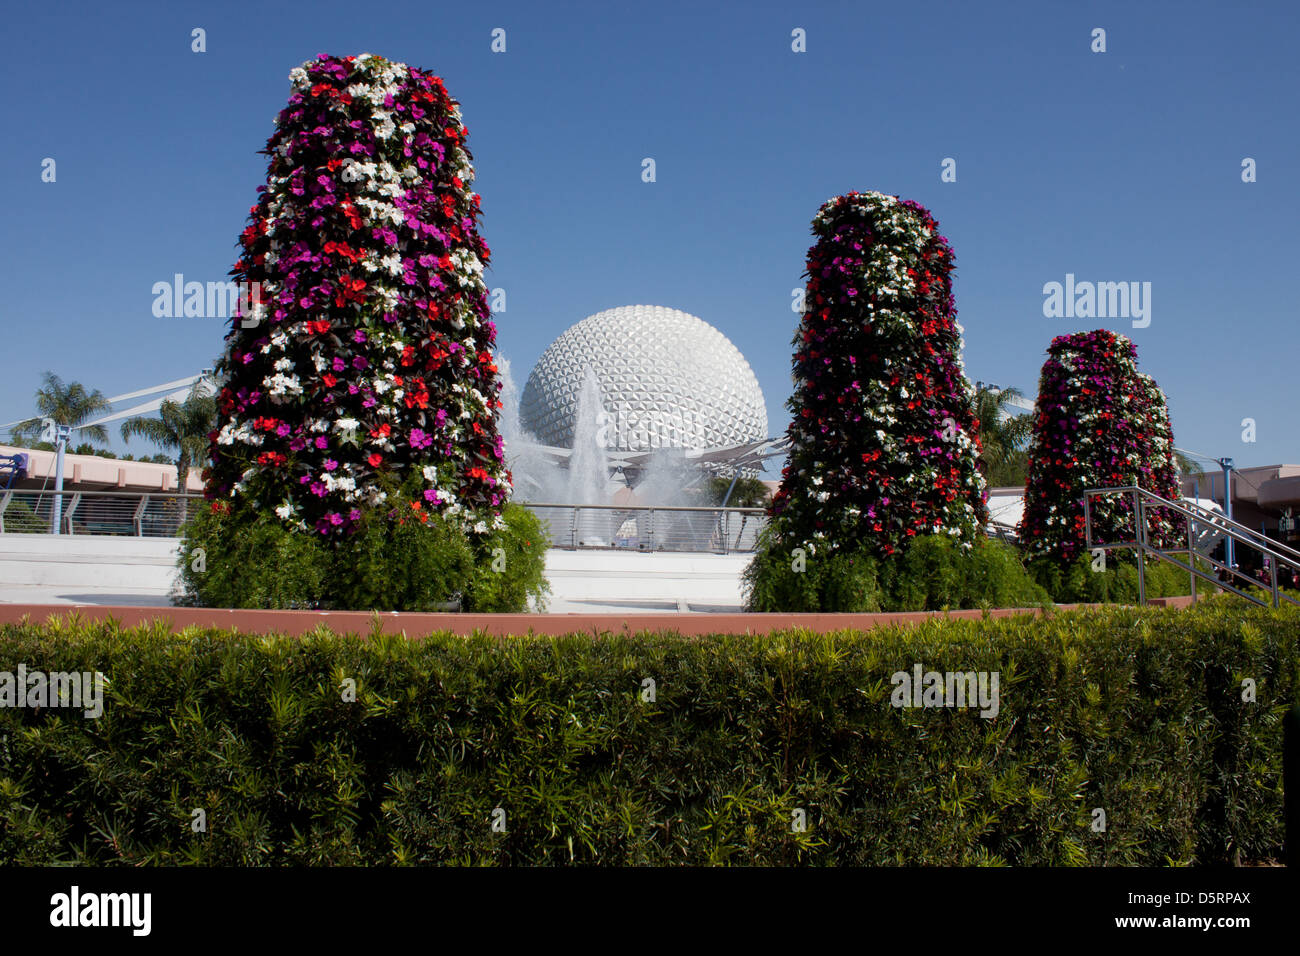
[2,0,1296,474]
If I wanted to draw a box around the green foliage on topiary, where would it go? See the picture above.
[767,192,987,561]
[744,532,1048,612]
[177,502,331,609]
[190,53,533,611]
[1026,551,1199,605]
[178,497,548,612]
[743,527,881,612]
[1,599,1294,865]
[873,535,1050,612]
[462,503,551,612]
[1020,330,1181,567]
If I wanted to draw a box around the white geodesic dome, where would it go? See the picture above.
[519,305,769,452]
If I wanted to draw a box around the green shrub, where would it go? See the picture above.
[745,533,1047,612]
[327,504,474,611]
[742,527,880,612]
[1027,551,1201,605]
[0,597,1294,865]
[462,503,551,613]
[177,503,331,609]
[178,498,549,612]
[1,499,45,534]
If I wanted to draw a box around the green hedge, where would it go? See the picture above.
[0,597,1295,865]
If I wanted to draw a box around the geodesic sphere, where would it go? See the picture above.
[520,305,768,451]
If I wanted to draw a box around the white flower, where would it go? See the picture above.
[264,373,302,398]
[275,503,294,520]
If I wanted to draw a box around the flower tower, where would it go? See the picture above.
[1018,330,1180,564]
[205,53,509,538]
[767,191,988,560]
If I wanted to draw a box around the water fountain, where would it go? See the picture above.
[498,360,622,545]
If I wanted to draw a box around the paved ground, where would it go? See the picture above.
[0,585,178,607]
[0,584,740,615]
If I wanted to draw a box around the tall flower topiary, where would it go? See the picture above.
[766,191,988,561]
[205,53,509,539]
[1018,330,1180,564]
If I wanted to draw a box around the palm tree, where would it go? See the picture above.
[1174,450,1205,478]
[973,385,1034,487]
[706,475,771,508]
[119,386,217,491]
[706,474,771,550]
[10,372,113,447]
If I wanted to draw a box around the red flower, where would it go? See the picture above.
[368,453,383,467]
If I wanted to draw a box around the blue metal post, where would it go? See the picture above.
[1221,458,1235,570]
[51,424,70,534]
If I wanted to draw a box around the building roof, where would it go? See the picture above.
[0,444,200,493]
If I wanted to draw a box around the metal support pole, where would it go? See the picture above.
[1187,513,1197,603]
[1221,458,1235,571]
[1135,489,1146,606]
[720,469,742,509]
[51,424,70,535]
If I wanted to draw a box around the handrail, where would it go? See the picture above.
[1084,485,1300,609]
[1087,485,1300,567]
[0,489,203,500]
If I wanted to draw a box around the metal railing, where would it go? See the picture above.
[0,490,770,552]
[0,489,203,537]
[526,503,768,553]
[1084,485,1300,609]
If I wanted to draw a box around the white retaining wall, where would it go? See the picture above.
[0,533,182,591]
